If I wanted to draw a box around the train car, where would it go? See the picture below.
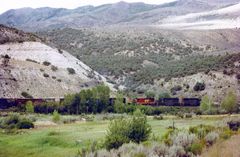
[182,98,200,107]
[158,98,180,106]
[134,98,156,105]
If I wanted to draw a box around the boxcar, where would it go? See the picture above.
[182,98,200,107]
[158,98,180,106]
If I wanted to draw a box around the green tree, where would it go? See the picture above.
[25,101,34,113]
[158,92,171,99]
[221,90,238,113]
[200,95,213,113]
[114,92,125,113]
[62,94,76,114]
[52,110,60,122]
[145,91,155,98]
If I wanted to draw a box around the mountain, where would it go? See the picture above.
[0,25,112,98]
[0,0,239,31]
[159,2,240,29]
[38,26,240,101]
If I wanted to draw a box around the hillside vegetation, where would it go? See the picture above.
[38,27,240,97]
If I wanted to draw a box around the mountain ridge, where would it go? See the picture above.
[0,0,239,31]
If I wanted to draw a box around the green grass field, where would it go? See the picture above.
[0,114,238,157]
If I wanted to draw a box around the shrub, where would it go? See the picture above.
[189,142,204,155]
[52,110,60,122]
[58,49,63,54]
[51,65,58,71]
[168,145,186,157]
[105,114,152,150]
[158,92,171,99]
[193,82,205,91]
[25,101,34,113]
[151,143,168,157]
[171,132,197,149]
[43,73,49,78]
[0,113,34,130]
[153,115,163,120]
[67,68,76,74]
[221,89,238,113]
[26,58,39,64]
[43,61,51,66]
[205,132,219,146]
[17,119,34,129]
[189,125,215,139]
[200,95,213,114]
[21,91,33,99]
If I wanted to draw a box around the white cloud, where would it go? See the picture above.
[0,0,176,13]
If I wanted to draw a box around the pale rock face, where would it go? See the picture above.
[0,42,112,98]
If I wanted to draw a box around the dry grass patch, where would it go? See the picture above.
[201,135,240,157]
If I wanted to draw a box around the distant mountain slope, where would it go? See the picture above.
[38,26,240,100]
[0,0,239,31]
[159,2,240,29]
[0,25,111,98]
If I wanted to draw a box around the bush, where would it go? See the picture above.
[67,68,76,74]
[189,142,204,155]
[43,61,51,66]
[21,91,33,99]
[105,114,152,150]
[51,65,58,71]
[43,73,49,78]
[205,132,219,146]
[25,101,34,113]
[153,115,163,120]
[221,89,238,113]
[171,132,197,149]
[0,113,34,130]
[52,110,60,122]
[193,82,205,91]
[17,119,34,129]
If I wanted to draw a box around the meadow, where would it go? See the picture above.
[0,114,238,157]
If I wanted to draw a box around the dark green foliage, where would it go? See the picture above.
[62,84,110,114]
[43,73,49,78]
[43,61,51,66]
[0,113,34,130]
[221,90,238,113]
[189,125,215,139]
[145,91,155,98]
[193,82,205,91]
[188,143,204,155]
[26,58,39,64]
[158,92,171,99]
[38,28,238,90]
[67,68,76,74]
[105,114,151,150]
[17,119,34,129]
[51,65,58,71]
[21,91,33,99]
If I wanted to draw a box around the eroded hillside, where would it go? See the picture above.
[0,25,111,98]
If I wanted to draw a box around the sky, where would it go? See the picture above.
[0,0,176,13]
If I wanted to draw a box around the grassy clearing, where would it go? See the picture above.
[0,114,238,157]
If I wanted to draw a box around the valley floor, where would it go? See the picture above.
[0,114,239,157]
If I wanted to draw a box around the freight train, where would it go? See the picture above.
[0,97,200,110]
[132,98,200,107]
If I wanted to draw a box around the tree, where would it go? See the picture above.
[158,92,171,99]
[145,91,155,98]
[62,94,76,114]
[200,95,213,113]
[114,92,125,113]
[221,90,238,113]
[25,101,34,113]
